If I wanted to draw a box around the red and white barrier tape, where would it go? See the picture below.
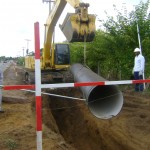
[1,79,150,90]
[2,85,35,90]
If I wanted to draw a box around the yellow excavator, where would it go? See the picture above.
[24,0,96,83]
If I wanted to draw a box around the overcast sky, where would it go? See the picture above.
[0,0,148,57]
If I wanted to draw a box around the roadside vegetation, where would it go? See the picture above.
[0,56,24,66]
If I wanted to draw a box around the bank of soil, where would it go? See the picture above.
[0,63,150,150]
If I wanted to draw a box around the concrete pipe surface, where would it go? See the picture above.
[70,63,123,119]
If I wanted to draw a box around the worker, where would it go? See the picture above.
[0,69,4,112]
[133,48,145,92]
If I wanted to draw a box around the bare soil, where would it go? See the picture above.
[0,63,150,150]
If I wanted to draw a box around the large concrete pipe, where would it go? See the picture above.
[70,63,123,119]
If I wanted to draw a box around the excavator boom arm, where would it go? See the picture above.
[43,0,96,67]
[44,0,80,45]
[43,0,66,63]
[66,0,80,8]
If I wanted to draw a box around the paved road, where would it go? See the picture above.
[0,61,12,72]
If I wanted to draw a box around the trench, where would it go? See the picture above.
[47,88,124,150]
[47,88,101,150]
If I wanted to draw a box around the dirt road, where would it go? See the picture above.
[0,63,150,150]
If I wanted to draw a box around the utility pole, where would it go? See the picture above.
[42,0,55,13]
[25,39,31,55]
[43,0,55,44]
[22,47,25,57]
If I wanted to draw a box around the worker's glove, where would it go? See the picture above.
[139,70,143,76]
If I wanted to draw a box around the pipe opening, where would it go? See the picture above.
[87,85,123,119]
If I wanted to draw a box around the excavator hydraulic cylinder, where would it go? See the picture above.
[70,63,123,119]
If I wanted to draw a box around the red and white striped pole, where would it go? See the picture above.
[34,22,42,150]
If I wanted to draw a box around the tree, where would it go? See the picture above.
[96,0,150,79]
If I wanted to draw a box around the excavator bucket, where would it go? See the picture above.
[59,13,96,42]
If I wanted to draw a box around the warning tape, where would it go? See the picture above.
[2,85,35,90]
[1,79,150,90]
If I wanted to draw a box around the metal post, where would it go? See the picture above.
[84,34,87,66]
[22,47,25,57]
[136,20,146,90]
[25,39,31,54]
[137,23,142,51]
[134,5,146,89]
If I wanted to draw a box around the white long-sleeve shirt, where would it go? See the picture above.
[133,54,145,72]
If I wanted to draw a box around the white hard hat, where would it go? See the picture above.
[134,48,140,52]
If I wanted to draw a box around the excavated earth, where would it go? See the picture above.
[0,63,150,150]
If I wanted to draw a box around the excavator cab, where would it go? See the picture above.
[59,3,96,42]
[55,44,70,65]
